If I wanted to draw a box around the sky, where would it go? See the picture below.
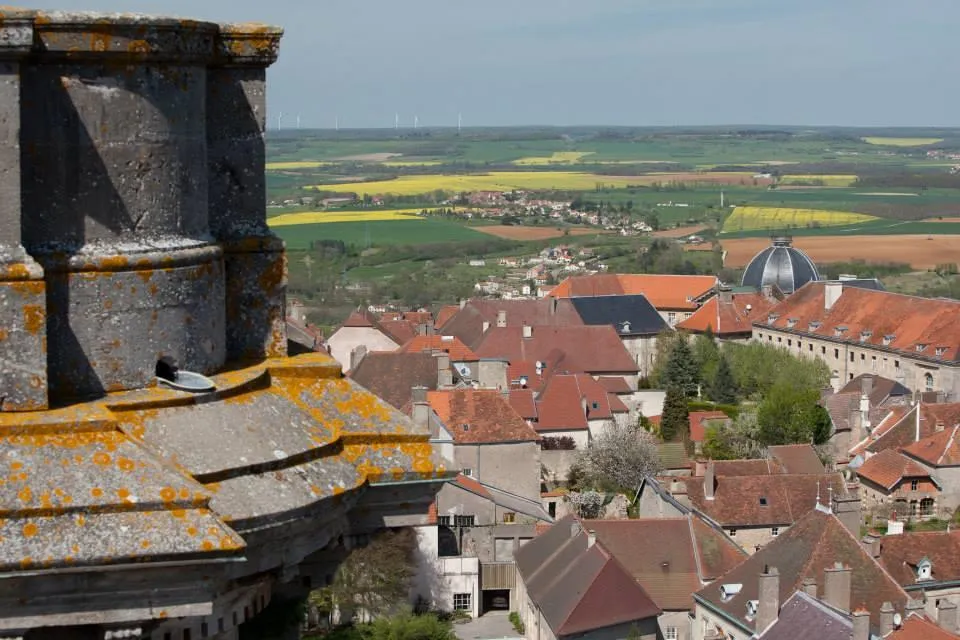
[19,0,959,128]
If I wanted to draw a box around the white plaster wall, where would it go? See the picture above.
[327,327,400,371]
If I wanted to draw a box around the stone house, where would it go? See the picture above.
[871,529,960,622]
[823,373,912,464]
[855,448,940,518]
[901,424,960,512]
[326,308,412,371]
[527,373,631,449]
[677,287,780,342]
[753,281,960,397]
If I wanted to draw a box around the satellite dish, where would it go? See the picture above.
[519,376,528,387]
[893,613,902,628]
[157,370,216,393]
[457,364,472,377]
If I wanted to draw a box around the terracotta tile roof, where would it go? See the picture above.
[399,335,479,361]
[441,298,584,349]
[682,473,846,526]
[677,291,778,336]
[451,473,491,498]
[534,374,628,432]
[427,501,438,525]
[583,517,746,611]
[902,425,960,467]
[475,326,639,375]
[378,319,417,345]
[688,411,730,443]
[403,311,434,325]
[709,459,784,476]
[890,612,960,640]
[694,509,909,635]
[756,282,960,364]
[342,308,377,328]
[509,389,538,421]
[876,530,960,588]
[427,389,540,445]
[597,376,632,394]
[866,403,960,456]
[768,444,827,475]
[434,305,460,329]
[548,274,717,310]
[515,515,662,635]
[349,351,439,413]
[856,449,932,490]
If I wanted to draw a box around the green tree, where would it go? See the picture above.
[756,382,832,446]
[649,330,683,387]
[365,613,457,640]
[701,413,765,461]
[693,331,720,387]
[663,336,701,397]
[709,354,738,404]
[660,386,689,443]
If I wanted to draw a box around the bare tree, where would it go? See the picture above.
[576,422,662,493]
[567,491,606,519]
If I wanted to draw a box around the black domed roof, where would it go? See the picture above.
[741,236,820,294]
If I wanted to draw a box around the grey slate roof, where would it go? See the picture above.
[757,591,854,640]
[570,294,670,336]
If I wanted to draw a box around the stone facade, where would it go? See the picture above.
[328,326,401,371]
[454,441,541,500]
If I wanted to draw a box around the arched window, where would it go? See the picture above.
[925,373,934,391]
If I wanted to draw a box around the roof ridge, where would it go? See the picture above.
[828,509,913,602]
[939,424,960,465]
[687,513,707,585]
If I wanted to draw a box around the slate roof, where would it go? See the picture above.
[515,515,662,636]
[682,473,847,527]
[399,335,479,361]
[548,274,718,310]
[441,298,584,349]
[741,237,821,295]
[903,425,960,467]
[839,374,912,407]
[694,509,909,635]
[427,389,540,445]
[349,351,439,413]
[569,294,669,336]
[876,530,960,588]
[534,374,629,432]
[756,591,853,640]
[856,449,933,491]
[475,326,639,375]
[583,517,746,611]
[768,444,827,475]
[677,291,779,336]
[688,411,730,443]
[756,282,960,364]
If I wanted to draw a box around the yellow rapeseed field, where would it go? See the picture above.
[862,137,944,147]
[267,209,426,227]
[311,172,695,196]
[779,174,858,187]
[266,161,336,170]
[722,206,878,233]
[382,160,444,167]
[513,152,595,165]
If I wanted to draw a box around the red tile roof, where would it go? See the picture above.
[890,613,960,640]
[509,389,538,421]
[475,326,639,375]
[856,449,932,491]
[400,335,479,361]
[876,530,960,588]
[378,319,417,345]
[767,444,827,475]
[677,291,779,336]
[434,305,460,329]
[427,389,540,445]
[342,308,377,328]
[707,459,784,476]
[548,274,717,310]
[451,473,491,498]
[597,376,632,394]
[348,351,440,413]
[865,403,960,457]
[902,425,960,467]
[850,406,911,457]
[688,411,730,443]
[441,298,585,349]
[757,282,960,364]
[534,374,629,432]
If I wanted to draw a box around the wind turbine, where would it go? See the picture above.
[414,115,419,130]
[458,112,462,134]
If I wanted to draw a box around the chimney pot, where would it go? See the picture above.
[756,566,779,634]
[349,345,368,372]
[823,563,852,613]
[825,282,843,311]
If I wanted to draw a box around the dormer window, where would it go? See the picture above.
[918,558,933,581]
[767,313,780,324]
[936,347,948,357]
[883,334,896,346]
[746,600,759,620]
[916,344,928,353]
[809,321,822,331]
[859,330,873,342]
[787,318,798,329]
[462,423,470,431]
[834,326,848,337]
[720,583,743,603]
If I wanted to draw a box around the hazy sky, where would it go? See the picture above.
[20,1,959,128]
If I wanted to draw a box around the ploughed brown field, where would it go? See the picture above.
[472,226,610,241]
[722,235,960,270]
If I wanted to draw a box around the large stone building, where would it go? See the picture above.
[753,281,960,397]
[0,11,445,639]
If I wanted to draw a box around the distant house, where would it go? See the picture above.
[688,411,732,454]
[348,351,448,414]
[872,529,960,621]
[532,373,630,448]
[855,448,940,518]
[569,294,670,378]
[326,308,411,371]
[441,298,585,350]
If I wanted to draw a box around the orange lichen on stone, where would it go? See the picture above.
[17,486,31,503]
[141,539,150,549]
[91,487,103,498]
[22,523,37,538]
[116,456,135,472]
[23,304,45,335]
[116,488,130,500]
[201,540,214,550]
[160,487,176,502]
[92,452,111,466]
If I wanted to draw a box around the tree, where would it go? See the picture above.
[701,413,766,461]
[660,386,689,443]
[365,613,457,640]
[756,382,832,446]
[574,422,662,492]
[662,336,700,397]
[709,354,738,404]
[567,490,606,519]
[693,331,720,388]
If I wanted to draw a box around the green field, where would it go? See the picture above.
[720,218,960,239]
[274,217,488,249]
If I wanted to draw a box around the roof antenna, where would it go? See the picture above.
[815,480,821,507]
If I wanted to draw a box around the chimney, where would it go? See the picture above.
[417,322,430,336]
[719,286,732,304]
[852,606,871,640]
[497,310,507,328]
[412,400,430,431]
[482,320,490,334]
[880,602,896,636]
[570,521,582,539]
[823,562,852,613]
[861,535,881,558]
[801,577,817,597]
[580,396,588,418]
[938,598,958,634]
[349,345,367,372]
[704,461,716,501]
[587,530,596,548]
[862,374,874,398]
[906,598,925,618]
[825,282,843,311]
[522,324,533,339]
[937,420,946,433]
[436,353,453,387]
[757,566,779,634]
[832,489,862,537]
[694,459,708,477]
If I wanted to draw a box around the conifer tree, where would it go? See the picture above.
[660,386,689,443]
[663,335,701,397]
[710,354,738,404]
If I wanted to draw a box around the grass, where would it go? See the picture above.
[513,151,595,165]
[779,174,858,187]
[274,218,488,249]
[722,206,878,233]
[862,137,944,147]
[267,208,433,227]
[720,218,960,238]
[266,161,336,170]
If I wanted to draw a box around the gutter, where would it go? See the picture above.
[692,593,754,635]
[904,579,960,591]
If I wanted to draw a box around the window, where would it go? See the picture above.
[821,346,826,355]
[797,341,802,350]
[787,339,792,347]
[503,512,516,524]
[835,348,840,359]
[861,353,865,361]
[758,333,763,339]
[911,479,919,491]
[759,497,768,506]
[850,351,855,362]
[453,593,472,611]
[548,502,556,518]
[454,515,475,527]
[809,344,814,352]
[777,337,782,343]
[461,468,473,477]
[728,529,737,537]
[895,360,900,369]
[925,373,934,392]
[668,312,676,324]
[771,527,780,537]
[921,498,935,516]
[437,515,451,526]
[665,628,678,640]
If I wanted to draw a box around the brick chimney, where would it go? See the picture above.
[704,461,716,501]
[938,598,958,634]
[757,566,779,634]
[823,562,852,613]
[880,602,896,636]
[801,577,817,597]
[497,310,507,328]
[852,606,870,640]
